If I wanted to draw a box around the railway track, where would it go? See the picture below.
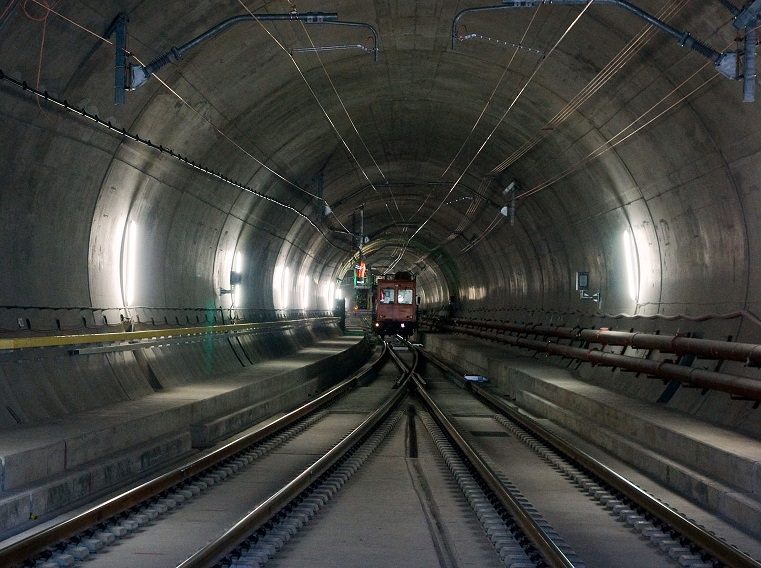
[417,344,761,568]
[0,343,392,568]
[4,338,760,568]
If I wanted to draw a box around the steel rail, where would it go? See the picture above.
[467,382,761,568]
[433,319,761,401]
[176,351,408,568]
[0,343,388,568]
[410,371,577,568]
[388,344,415,387]
[387,338,426,388]
[0,316,337,351]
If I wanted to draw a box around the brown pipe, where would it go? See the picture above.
[434,322,761,401]
[436,317,761,365]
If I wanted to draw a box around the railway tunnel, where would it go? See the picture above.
[3,0,761,561]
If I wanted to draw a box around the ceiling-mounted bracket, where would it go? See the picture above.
[116,11,379,103]
[453,1,751,99]
[722,0,760,102]
[105,13,128,105]
[499,180,520,226]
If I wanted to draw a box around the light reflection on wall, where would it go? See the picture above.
[273,265,288,309]
[322,281,336,309]
[298,275,310,310]
[465,286,487,301]
[122,220,137,306]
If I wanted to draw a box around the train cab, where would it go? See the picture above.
[373,271,418,337]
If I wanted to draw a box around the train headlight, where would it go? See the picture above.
[400,323,405,328]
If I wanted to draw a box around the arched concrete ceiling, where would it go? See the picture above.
[1,1,759,325]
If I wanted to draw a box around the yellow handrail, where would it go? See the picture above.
[0,317,336,350]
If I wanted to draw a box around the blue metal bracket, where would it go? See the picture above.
[105,13,128,106]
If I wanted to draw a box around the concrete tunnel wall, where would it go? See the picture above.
[2,3,761,417]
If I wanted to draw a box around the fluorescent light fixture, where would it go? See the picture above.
[623,229,639,302]
[234,251,243,273]
[124,220,138,306]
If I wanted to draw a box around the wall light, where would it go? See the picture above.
[623,229,639,302]
[299,275,310,310]
[329,282,336,308]
[283,267,291,308]
[272,266,281,307]
[231,251,243,286]
[231,251,243,307]
[231,284,242,307]
[273,265,291,309]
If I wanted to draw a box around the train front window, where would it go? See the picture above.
[381,289,394,303]
[398,289,413,304]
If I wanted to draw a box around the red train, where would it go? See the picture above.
[372,271,418,337]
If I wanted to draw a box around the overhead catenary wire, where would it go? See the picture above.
[290,11,408,231]
[457,0,732,253]
[462,70,719,250]
[293,14,388,183]
[432,0,734,260]
[514,14,761,199]
[491,0,691,175]
[439,5,543,181]
[519,63,721,201]
[233,0,405,234]
[20,0,407,260]
[386,1,597,273]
